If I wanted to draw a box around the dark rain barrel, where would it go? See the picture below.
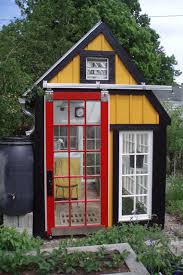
[0,137,33,216]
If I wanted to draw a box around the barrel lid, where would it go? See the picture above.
[0,136,34,145]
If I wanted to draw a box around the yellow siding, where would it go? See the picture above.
[109,131,113,227]
[110,94,159,124]
[49,55,80,84]
[48,33,137,85]
[85,33,113,51]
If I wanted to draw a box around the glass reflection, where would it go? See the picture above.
[54,100,68,125]
[86,101,100,124]
[70,101,85,125]
[54,126,68,150]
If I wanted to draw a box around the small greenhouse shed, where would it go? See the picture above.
[24,22,170,237]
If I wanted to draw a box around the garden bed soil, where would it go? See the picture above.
[164,213,183,238]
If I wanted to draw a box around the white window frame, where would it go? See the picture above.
[118,131,153,222]
[86,57,109,81]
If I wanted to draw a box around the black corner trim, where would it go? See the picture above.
[110,124,159,131]
[39,22,144,85]
[80,50,115,84]
[33,96,45,237]
[152,126,167,227]
[147,91,171,125]
[113,130,119,224]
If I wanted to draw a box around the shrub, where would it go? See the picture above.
[59,224,181,275]
[0,226,41,251]
[166,175,183,222]
[166,176,183,201]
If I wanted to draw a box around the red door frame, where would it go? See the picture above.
[45,91,108,235]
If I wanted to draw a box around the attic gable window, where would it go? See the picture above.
[80,50,115,84]
[86,57,109,80]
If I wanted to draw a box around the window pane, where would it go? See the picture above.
[136,176,148,195]
[54,100,68,124]
[122,155,135,175]
[122,176,135,195]
[86,126,100,150]
[136,196,148,214]
[121,133,135,154]
[54,152,68,176]
[70,101,85,125]
[86,152,100,175]
[70,152,84,176]
[70,126,84,150]
[87,202,101,224]
[86,57,108,80]
[55,203,69,226]
[54,126,68,150]
[86,101,100,124]
[136,133,148,153]
[78,179,85,200]
[86,177,100,200]
[122,197,134,216]
[136,154,148,174]
[54,178,80,200]
[71,202,85,226]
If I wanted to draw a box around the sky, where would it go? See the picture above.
[0,0,183,84]
[139,0,183,84]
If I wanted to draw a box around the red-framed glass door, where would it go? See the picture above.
[46,91,108,235]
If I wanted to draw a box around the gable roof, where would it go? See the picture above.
[34,21,145,87]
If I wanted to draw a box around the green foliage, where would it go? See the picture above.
[59,224,180,274]
[166,176,183,221]
[164,103,183,174]
[0,226,41,251]
[0,224,182,274]
[0,228,129,274]
[166,176,183,201]
[0,0,181,136]
[167,200,183,221]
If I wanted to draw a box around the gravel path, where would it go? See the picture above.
[164,213,183,239]
[42,213,183,250]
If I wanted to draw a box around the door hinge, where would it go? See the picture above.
[45,89,53,102]
[101,90,109,102]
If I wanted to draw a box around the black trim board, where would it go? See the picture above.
[112,130,119,224]
[33,96,45,237]
[112,125,167,227]
[38,22,144,85]
[110,124,159,131]
[151,126,167,228]
[80,50,115,84]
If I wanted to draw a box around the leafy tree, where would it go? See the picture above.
[0,0,181,136]
[165,103,183,175]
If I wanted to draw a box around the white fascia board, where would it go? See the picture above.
[43,82,172,91]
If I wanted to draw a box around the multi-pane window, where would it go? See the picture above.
[53,99,102,227]
[86,57,109,80]
[119,131,153,221]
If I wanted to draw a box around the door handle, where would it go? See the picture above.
[47,170,53,196]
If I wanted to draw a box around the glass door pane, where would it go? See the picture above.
[53,97,102,227]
